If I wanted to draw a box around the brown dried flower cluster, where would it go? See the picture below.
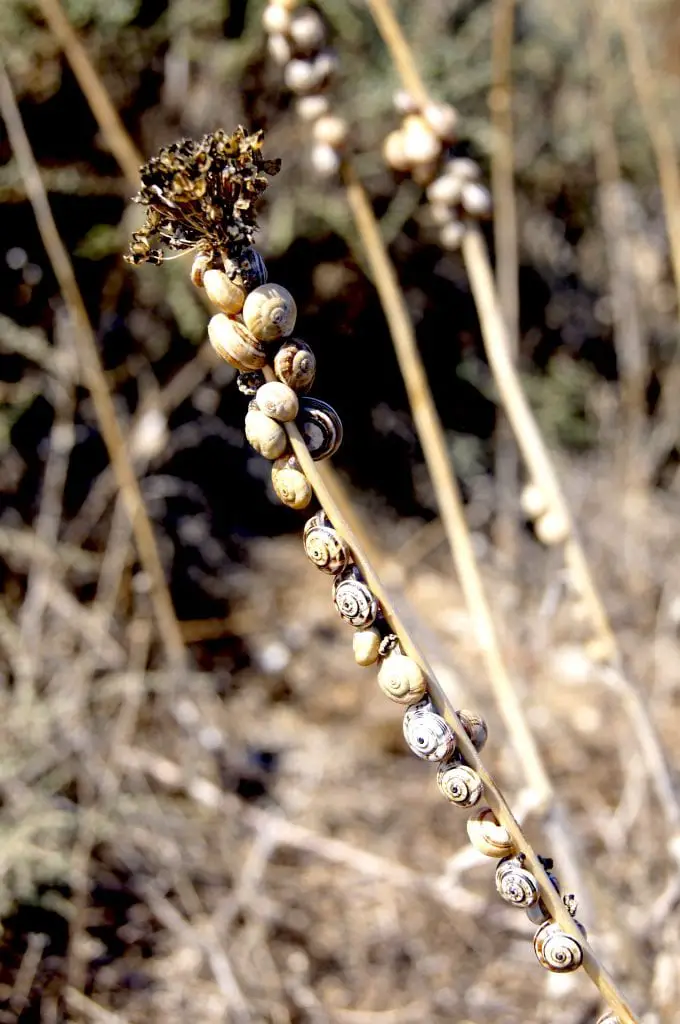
[125,126,280,266]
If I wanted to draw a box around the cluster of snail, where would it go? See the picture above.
[195,245,341,510]
[520,481,569,547]
[301,508,588,977]
[262,0,347,178]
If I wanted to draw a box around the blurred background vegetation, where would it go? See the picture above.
[1,1,679,1021]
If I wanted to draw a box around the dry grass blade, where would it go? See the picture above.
[0,61,186,669]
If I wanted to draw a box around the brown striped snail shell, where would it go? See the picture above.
[304,520,349,575]
[596,1014,620,1024]
[466,806,516,858]
[191,251,213,288]
[271,455,312,510]
[377,652,427,705]
[254,381,299,423]
[274,339,316,393]
[208,314,266,371]
[436,761,482,807]
[533,920,583,973]
[457,710,488,752]
[202,269,247,315]
[402,699,456,762]
[303,510,326,538]
[495,855,540,908]
[244,407,288,460]
[297,397,343,461]
[224,247,268,292]
[353,627,381,667]
[333,567,378,628]
[243,283,297,342]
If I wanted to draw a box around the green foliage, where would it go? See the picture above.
[523,356,600,451]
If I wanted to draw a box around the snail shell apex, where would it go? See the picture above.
[271,455,311,510]
[533,921,583,973]
[244,408,288,460]
[304,522,349,575]
[333,568,378,628]
[353,627,381,667]
[274,339,316,393]
[402,700,456,762]
[203,269,246,315]
[467,806,516,858]
[495,856,540,908]
[298,397,343,460]
[436,761,483,807]
[243,283,297,342]
[255,381,299,422]
[208,314,266,371]
[377,653,427,705]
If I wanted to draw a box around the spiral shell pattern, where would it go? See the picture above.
[304,522,349,575]
[225,246,268,292]
[297,397,343,461]
[377,653,427,705]
[466,807,516,858]
[333,569,378,628]
[533,921,583,973]
[457,710,488,752]
[596,1014,620,1024]
[402,700,456,762]
[436,761,482,807]
[274,339,316,393]
[495,856,540,908]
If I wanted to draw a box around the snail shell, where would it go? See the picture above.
[533,920,583,973]
[271,455,312,510]
[596,1015,620,1024]
[520,482,548,520]
[440,220,466,251]
[461,182,493,218]
[236,370,265,396]
[426,175,462,206]
[383,129,411,172]
[423,101,458,142]
[254,381,299,422]
[401,114,441,166]
[224,247,268,292]
[284,52,334,94]
[466,806,516,858]
[208,314,266,371]
[304,520,349,575]
[243,283,297,342]
[289,8,326,53]
[444,157,481,183]
[191,252,212,287]
[526,901,551,926]
[274,339,316,393]
[297,397,343,461]
[430,202,455,227]
[495,856,540,908]
[203,269,246,315]
[313,115,348,149]
[303,509,326,538]
[393,89,419,115]
[311,143,341,178]
[267,32,292,66]
[535,509,569,546]
[403,699,456,762]
[244,408,288,460]
[353,627,381,667]
[333,567,378,628]
[377,652,427,705]
[457,710,488,752]
[262,3,290,34]
[436,761,482,807]
[296,94,331,122]
[378,634,400,657]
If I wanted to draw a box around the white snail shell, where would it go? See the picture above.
[457,710,488,752]
[254,381,299,422]
[203,269,247,315]
[289,8,326,52]
[461,182,493,218]
[401,114,441,166]
[423,101,458,141]
[444,157,481,183]
[191,252,212,287]
[313,115,348,149]
[271,455,312,510]
[535,509,569,546]
[208,314,266,371]
[426,174,462,206]
[311,142,341,178]
[297,397,343,460]
[284,58,319,94]
[244,408,288,460]
[296,94,330,122]
[466,806,516,858]
[383,129,411,172]
[429,202,455,227]
[304,520,349,575]
[353,627,381,667]
[333,568,378,628]
[495,856,540,908]
[262,3,290,34]
[243,283,297,342]
[267,32,292,66]
[440,220,466,251]
[436,761,483,807]
[274,338,316,392]
[377,652,427,705]
[533,920,583,973]
[392,89,419,115]
[520,482,548,519]
[403,699,456,762]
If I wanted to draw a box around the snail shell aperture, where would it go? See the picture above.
[254,381,299,422]
[533,920,583,973]
[297,397,343,461]
[304,520,349,575]
[402,699,456,762]
[271,455,312,510]
[243,283,297,342]
[208,314,266,371]
[377,652,427,705]
[333,567,378,628]
[466,806,516,858]
[495,855,540,908]
[436,761,483,807]
[274,339,316,393]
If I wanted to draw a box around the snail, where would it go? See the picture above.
[461,182,493,218]
[533,920,583,973]
[311,143,340,178]
[466,806,516,858]
[535,509,569,546]
[224,247,268,292]
[377,652,427,705]
[208,314,266,371]
[190,251,212,287]
[253,381,299,422]
[402,699,456,762]
[274,339,316,393]
[267,33,291,66]
[289,8,326,53]
[444,157,481,183]
[333,566,378,628]
[423,102,458,142]
[401,114,441,166]
[430,202,455,227]
[297,397,343,460]
[495,855,540,908]
[440,220,466,251]
[520,482,548,520]
[296,94,330,122]
[243,283,297,342]
[596,1015,620,1024]
[262,3,290,34]
[303,518,349,574]
[203,269,247,315]
[271,455,312,510]
[526,901,551,926]
[426,175,462,206]
[436,761,483,807]
[312,115,348,149]
[457,710,488,752]
[284,52,335,94]
[383,130,411,173]
[244,407,288,460]
[353,627,381,667]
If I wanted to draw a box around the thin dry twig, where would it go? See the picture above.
[0,60,186,669]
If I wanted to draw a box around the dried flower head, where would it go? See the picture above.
[125,126,280,267]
